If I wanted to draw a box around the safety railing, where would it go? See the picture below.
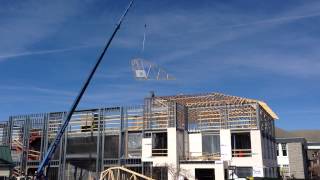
[152,149,168,156]
[232,149,252,157]
[183,152,221,161]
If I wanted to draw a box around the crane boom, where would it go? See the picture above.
[36,0,135,178]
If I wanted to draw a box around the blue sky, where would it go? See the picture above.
[0,0,320,130]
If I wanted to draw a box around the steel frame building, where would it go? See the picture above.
[0,92,278,180]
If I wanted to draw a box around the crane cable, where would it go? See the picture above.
[141,24,147,54]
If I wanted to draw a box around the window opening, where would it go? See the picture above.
[152,132,167,156]
[281,143,287,156]
[202,134,220,157]
[231,132,251,157]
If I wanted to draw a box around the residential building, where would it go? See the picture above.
[0,145,14,180]
[0,92,278,180]
[276,138,320,179]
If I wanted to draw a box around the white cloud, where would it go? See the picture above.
[0,85,75,96]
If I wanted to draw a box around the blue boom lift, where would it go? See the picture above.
[35,0,135,179]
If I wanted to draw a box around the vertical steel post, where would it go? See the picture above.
[96,109,102,177]
[44,114,49,159]
[40,115,45,161]
[256,103,260,130]
[63,128,68,180]
[118,107,125,166]
[7,117,13,148]
[57,120,64,180]
[101,109,106,171]
[22,116,31,177]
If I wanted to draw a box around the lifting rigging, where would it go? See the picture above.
[131,24,175,80]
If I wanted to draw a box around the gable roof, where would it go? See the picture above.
[155,92,279,120]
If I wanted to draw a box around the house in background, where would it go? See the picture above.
[276,138,308,179]
[0,145,14,180]
[276,137,320,179]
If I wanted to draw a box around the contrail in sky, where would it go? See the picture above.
[229,12,320,28]
[0,44,96,61]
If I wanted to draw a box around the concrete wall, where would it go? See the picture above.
[220,129,231,161]
[288,142,307,179]
[189,133,202,157]
[251,130,264,177]
[0,169,10,177]
[141,138,152,161]
[142,128,178,180]
[142,128,278,179]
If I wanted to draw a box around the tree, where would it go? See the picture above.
[159,163,194,180]
[309,164,320,178]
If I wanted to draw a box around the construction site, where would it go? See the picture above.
[0,92,279,179]
[0,1,280,177]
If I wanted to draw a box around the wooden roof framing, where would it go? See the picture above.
[155,92,279,120]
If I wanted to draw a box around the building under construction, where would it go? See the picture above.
[0,92,279,180]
